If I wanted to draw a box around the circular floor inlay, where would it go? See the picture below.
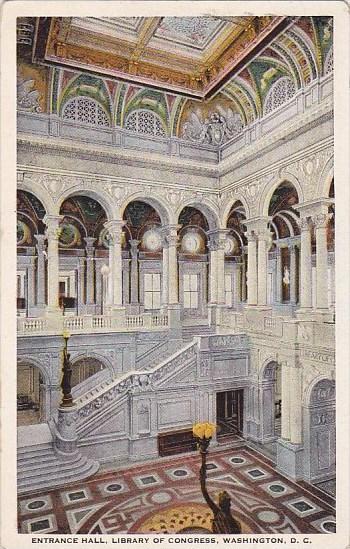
[230,457,245,464]
[257,511,280,523]
[106,483,123,492]
[321,521,336,533]
[27,500,45,510]
[151,492,172,504]
[269,484,286,493]
[173,469,188,477]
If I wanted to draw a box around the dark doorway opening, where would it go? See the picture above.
[216,389,243,441]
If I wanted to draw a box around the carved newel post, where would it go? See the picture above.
[55,330,78,456]
[193,422,242,534]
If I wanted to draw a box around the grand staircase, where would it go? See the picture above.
[17,424,99,494]
[17,333,203,493]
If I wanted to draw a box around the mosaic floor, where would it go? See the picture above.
[18,445,336,535]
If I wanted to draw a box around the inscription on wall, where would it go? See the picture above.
[212,357,248,380]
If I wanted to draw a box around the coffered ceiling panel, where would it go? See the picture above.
[33,15,293,99]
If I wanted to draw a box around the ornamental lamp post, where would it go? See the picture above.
[60,329,74,407]
[192,422,241,534]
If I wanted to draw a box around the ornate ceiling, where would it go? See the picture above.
[18,16,333,144]
[32,15,292,99]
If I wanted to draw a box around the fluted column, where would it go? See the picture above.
[299,217,312,309]
[35,234,46,308]
[314,212,330,310]
[245,232,258,306]
[84,237,96,311]
[43,215,63,315]
[129,239,140,306]
[104,220,125,309]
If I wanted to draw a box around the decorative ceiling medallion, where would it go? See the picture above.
[142,229,162,252]
[17,220,32,245]
[59,222,81,248]
[155,17,225,50]
[181,230,204,254]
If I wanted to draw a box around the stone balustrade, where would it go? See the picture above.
[17,312,169,336]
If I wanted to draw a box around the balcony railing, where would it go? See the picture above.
[17,312,168,336]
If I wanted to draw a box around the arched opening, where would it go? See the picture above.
[71,357,106,388]
[259,361,282,449]
[226,201,247,308]
[178,206,210,320]
[123,200,163,313]
[17,362,46,425]
[17,190,46,317]
[58,195,108,315]
[305,378,335,485]
[268,182,300,309]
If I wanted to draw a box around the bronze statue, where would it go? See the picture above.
[60,332,73,407]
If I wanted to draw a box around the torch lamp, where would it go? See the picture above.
[60,329,74,407]
[192,422,216,484]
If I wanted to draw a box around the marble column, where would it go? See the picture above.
[241,253,247,302]
[77,257,85,314]
[129,239,140,308]
[216,232,227,306]
[257,228,271,306]
[208,236,218,305]
[275,247,283,303]
[246,232,258,306]
[166,226,179,305]
[161,239,169,308]
[27,258,36,315]
[35,234,46,309]
[163,225,181,338]
[281,360,291,440]
[104,220,125,312]
[84,237,96,313]
[289,244,297,305]
[314,212,330,310]
[43,215,63,316]
[289,361,302,444]
[299,217,313,309]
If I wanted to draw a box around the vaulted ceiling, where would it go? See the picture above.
[18,16,333,140]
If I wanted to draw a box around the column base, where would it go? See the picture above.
[108,306,126,329]
[208,303,226,326]
[128,303,141,315]
[276,438,304,480]
[167,304,182,340]
[55,405,78,456]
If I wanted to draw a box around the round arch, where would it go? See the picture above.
[176,199,219,231]
[17,183,54,217]
[260,175,304,217]
[317,156,334,198]
[303,374,335,407]
[70,351,113,376]
[120,193,173,226]
[221,195,250,229]
[17,356,51,385]
[57,188,115,222]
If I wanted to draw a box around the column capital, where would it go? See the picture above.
[84,237,96,256]
[104,220,125,245]
[313,212,331,229]
[161,224,181,247]
[43,215,64,240]
[35,233,46,249]
[206,229,229,251]
[129,239,140,259]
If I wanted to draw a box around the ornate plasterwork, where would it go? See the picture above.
[182,109,243,145]
[17,75,42,113]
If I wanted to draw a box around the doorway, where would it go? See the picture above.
[216,389,243,440]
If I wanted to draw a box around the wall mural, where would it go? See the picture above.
[17,62,49,113]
